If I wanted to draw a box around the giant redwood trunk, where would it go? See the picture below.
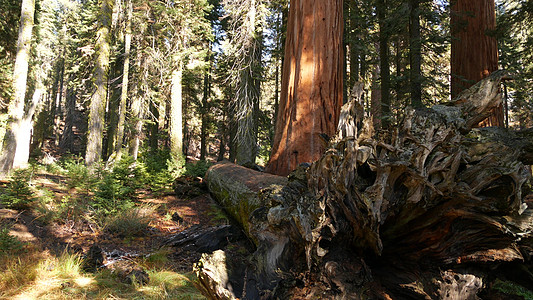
[451,0,503,126]
[200,71,533,299]
[266,0,344,176]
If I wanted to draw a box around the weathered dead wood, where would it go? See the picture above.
[202,71,533,299]
[204,161,288,238]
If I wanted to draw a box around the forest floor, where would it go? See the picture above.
[0,170,241,299]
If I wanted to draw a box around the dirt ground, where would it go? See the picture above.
[0,172,229,281]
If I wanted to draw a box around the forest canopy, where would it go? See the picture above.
[0,0,532,174]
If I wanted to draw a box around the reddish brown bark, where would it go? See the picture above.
[451,0,502,126]
[266,0,344,176]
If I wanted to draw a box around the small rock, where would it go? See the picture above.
[116,267,150,285]
[126,268,150,285]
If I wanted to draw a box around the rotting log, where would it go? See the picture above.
[200,71,533,299]
[204,161,288,238]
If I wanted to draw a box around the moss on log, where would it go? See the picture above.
[204,161,287,240]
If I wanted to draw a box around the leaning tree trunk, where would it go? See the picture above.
[200,71,533,299]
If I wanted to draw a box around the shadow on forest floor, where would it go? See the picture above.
[0,171,241,299]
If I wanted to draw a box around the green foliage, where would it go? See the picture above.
[61,156,97,191]
[493,279,533,299]
[104,207,151,238]
[0,0,20,57]
[140,149,178,194]
[168,153,187,179]
[92,175,135,215]
[184,160,212,178]
[92,155,147,215]
[35,194,80,224]
[0,223,24,256]
[0,169,35,210]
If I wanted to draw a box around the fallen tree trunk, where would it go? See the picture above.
[199,71,533,299]
[204,161,288,239]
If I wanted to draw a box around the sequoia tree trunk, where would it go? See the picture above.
[266,0,344,176]
[451,0,502,126]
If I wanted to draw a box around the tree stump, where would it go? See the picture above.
[201,71,533,299]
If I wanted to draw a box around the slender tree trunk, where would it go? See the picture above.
[0,0,35,175]
[228,94,237,163]
[170,60,184,159]
[60,85,76,154]
[234,1,262,168]
[54,56,65,146]
[377,0,391,127]
[266,0,344,176]
[200,60,210,161]
[451,0,501,126]
[217,106,227,162]
[409,0,423,108]
[148,99,159,153]
[105,59,121,160]
[114,0,132,160]
[395,37,403,104]
[371,62,382,130]
[86,0,114,166]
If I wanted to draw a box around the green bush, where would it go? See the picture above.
[184,160,212,178]
[0,169,35,210]
[90,154,147,215]
[140,149,180,194]
[35,194,80,224]
[0,223,23,256]
[61,157,96,190]
[111,154,148,190]
[493,279,533,299]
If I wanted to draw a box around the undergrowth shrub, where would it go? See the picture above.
[91,154,146,215]
[0,223,24,256]
[184,160,212,178]
[0,169,35,210]
[141,149,179,194]
[35,194,80,224]
[105,207,151,238]
[61,156,97,191]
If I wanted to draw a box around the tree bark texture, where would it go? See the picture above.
[170,61,183,159]
[0,0,35,175]
[205,161,287,236]
[234,12,262,168]
[86,0,114,166]
[114,0,132,160]
[451,0,502,126]
[202,71,533,299]
[266,0,344,176]
[377,0,391,127]
[409,0,422,108]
